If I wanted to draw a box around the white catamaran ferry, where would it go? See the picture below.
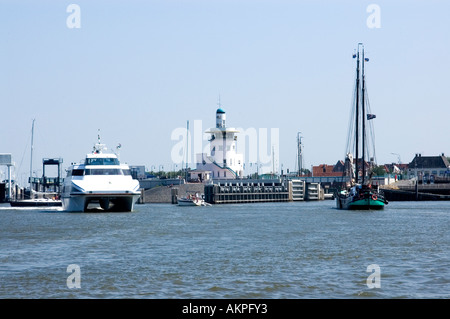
[61,137,140,212]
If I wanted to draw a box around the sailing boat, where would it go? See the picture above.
[336,43,388,210]
[10,119,62,207]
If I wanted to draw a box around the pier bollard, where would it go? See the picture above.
[140,188,145,204]
[171,188,178,204]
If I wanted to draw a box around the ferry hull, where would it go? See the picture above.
[62,193,140,212]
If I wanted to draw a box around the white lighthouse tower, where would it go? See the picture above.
[194,107,244,180]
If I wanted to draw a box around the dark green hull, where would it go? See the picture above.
[336,194,387,210]
[347,197,385,210]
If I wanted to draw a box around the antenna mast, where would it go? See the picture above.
[297,132,303,176]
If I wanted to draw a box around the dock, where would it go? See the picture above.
[204,179,290,204]
[139,178,330,204]
[381,180,450,201]
[203,179,328,204]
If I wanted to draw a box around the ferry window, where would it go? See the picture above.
[123,169,131,176]
[86,158,119,165]
[85,169,123,175]
[103,158,119,165]
[86,158,100,165]
[72,169,84,176]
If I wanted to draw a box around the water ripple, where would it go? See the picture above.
[1,201,449,298]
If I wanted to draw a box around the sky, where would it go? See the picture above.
[1,0,449,184]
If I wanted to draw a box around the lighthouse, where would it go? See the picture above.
[194,107,244,180]
[216,107,226,128]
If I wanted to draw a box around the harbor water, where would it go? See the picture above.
[0,201,449,299]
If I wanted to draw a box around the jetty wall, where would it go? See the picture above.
[140,183,204,204]
[204,179,290,204]
[381,181,450,201]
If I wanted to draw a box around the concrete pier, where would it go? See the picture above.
[381,179,450,201]
[140,183,204,204]
[139,178,327,204]
[204,179,290,204]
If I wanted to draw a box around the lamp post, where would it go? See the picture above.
[390,152,401,164]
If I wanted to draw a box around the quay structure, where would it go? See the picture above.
[0,156,63,202]
[0,154,14,202]
[139,176,329,204]
[203,178,325,204]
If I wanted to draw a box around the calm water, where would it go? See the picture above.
[0,200,449,299]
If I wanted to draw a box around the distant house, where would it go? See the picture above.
[384,163,408,174]
[312,161,344,177]
[189,170,211,183]
[407,153,450,181]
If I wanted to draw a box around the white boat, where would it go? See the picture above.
[61,137,140,212]
[10,197,61,207]
[177,193,209,206]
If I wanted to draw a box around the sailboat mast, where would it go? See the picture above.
[355,47,360,184]
[185,120,189,181]
[362,46,366,184]
[29,119,35,192]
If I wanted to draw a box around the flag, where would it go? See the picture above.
[367,114,376,120]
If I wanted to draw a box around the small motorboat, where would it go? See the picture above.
[177,193,210,206]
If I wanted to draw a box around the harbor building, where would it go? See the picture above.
[193,107,244,180]
[407,153,450,182]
